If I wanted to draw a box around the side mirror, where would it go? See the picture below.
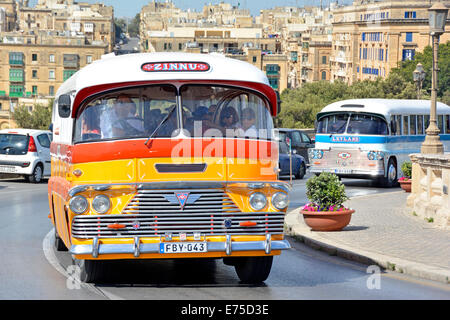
[58,94,71,118]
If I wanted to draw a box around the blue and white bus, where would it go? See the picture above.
[308,99,450,187]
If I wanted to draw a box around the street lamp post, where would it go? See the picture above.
[421,1,448,155]
[413,63,425,100]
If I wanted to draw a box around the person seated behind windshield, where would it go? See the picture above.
[81,107,100,140]
[239,107,258,138]
[100,94,144,138]
[220,107,240,130]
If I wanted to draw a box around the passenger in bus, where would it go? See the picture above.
[100,94,145,138]
[158,105,178,137]
[220,107,240,130]
[240,107,258,138]
[81,107,101,140]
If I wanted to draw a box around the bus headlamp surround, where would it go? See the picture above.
[69,195,89,214]
[249,192,267,211]
[92,195,111,214]
[272,192,289,210]
[367,151,384,161]
[309,149,324,159]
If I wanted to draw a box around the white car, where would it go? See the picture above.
[0,129,52,183]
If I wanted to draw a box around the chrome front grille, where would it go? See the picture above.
[71,189,285,239]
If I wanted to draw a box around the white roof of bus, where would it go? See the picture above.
[318,99,450,117]
[57,52,270,96]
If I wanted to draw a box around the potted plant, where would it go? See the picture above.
[399,162,412,193]
[300,172,354,231]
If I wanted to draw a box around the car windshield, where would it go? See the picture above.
[0,134,29,155]
[317,113,388,135]
[180,85,274,140]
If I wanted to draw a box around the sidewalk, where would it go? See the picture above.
[285,191,450,284]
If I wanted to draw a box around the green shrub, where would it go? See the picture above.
[401,162,412,179]
[305,172,348,210]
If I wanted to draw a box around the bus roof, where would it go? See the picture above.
[318,99,450,119]
[57,52,278,116]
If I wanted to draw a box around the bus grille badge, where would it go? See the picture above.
[224,218,233,228]
[132,221,140,230]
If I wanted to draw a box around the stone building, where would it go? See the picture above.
[0,37,107,129]
[331,0,450,85]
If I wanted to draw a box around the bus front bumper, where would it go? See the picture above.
[309,167,385,177]
[70,235,291,259]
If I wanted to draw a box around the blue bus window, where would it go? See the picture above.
[438,115,444,133]
[409,115,416,135]
[417,115,424,135]
[403,115,409,135]
[446,115,450,134]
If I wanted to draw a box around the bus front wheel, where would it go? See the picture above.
[234,256,273,284]
[378,158,398,188]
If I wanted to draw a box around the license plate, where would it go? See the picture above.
[0,165,16,173]
[160,242,207,254]
[334,169,352,174]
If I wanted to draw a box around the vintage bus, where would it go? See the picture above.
[308,99,450,187]
[48,52,291,283]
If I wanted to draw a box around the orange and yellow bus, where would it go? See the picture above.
[48,52,291,283]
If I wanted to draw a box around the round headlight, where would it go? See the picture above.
[249,192,267,211]
[272,192,289,210]
[376,152,384,160]
[367,151,375,160]
[69,195,88,214]
[92,195,111,214]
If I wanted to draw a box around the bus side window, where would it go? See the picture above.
[409,115,416,135]
[395,115,402,136]
[446,115,450,134]
[424,115,430,131]
[390,119,396,135]
[417,115,424,135]
[438,115,444,134]
[403,115,409,135]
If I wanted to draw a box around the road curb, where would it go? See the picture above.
[285,205,450,284]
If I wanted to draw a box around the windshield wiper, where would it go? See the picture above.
[144,106,177,146]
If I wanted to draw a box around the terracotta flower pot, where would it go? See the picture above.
[399,180,411,193]
[300,209,355,231]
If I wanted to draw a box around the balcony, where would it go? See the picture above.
[63,54,79,68]
[9,70,24,83]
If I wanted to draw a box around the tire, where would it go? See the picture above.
[295,163,306,179]
[54,228,68,252]
[73,258,104,283]
[234,256,273,284]
[378,158,398,188]
[27,164,43,183]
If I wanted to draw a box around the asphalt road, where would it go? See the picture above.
[0,174,449,301]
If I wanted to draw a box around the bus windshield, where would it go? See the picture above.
[317,113,388,135]
[74,85,275,142]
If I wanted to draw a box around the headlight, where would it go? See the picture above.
[249,192,267,211]
[367,151,376,160]
[92,195,111,214]
[69,195,89,214]
[272,192,289,210]
[376,151,384,160]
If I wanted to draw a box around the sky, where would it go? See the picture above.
[29,0,352,18]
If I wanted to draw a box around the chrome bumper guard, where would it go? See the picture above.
[70,234,291,258]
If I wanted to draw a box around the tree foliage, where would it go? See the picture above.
[12,100,52,130]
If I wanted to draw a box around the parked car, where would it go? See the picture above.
[278,128,315,165]
[278,140,306,179]
[0,129,52,183]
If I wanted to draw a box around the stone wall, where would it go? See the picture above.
[407,153,450,229]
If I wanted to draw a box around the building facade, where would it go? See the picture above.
[331,0,450,84]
